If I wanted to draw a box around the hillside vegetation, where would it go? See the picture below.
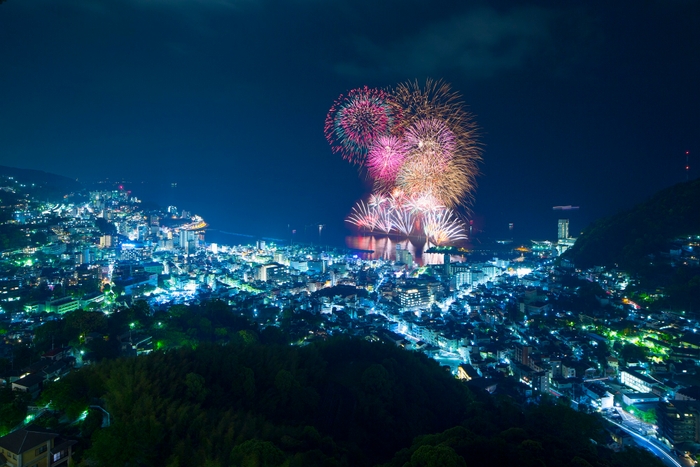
[564,179,700,311]
[43,337,662,467]
[565,179,700,270]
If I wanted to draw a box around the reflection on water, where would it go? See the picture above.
[344,235,471,266]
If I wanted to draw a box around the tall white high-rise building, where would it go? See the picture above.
[395,245,413,267]
[558,219,569,240]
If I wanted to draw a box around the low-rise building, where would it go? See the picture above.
[620,368,660,393]
[0,425,75,467]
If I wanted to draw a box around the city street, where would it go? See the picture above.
[604,413,693,467]
[614,406,655,435]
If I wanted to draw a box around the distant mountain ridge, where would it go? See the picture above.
[0,165,82,201]
[564,178,700,270]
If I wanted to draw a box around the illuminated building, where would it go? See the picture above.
[556,237,576,256]
[531,240,555,255]
[257,263,282,282]
[452,271,471,290]
[514,343,532,367]
[308,260,326,274]
[395,245,413,267]
[0,279,21,302]
[179,230,197,254]
[120,243,145,261]
[620,368,660,393]
[657,401,700,447]
[558,219,569,240]
[46,297,81,314]
[99,235,112,248]
[398,286,430,308]
[273,251,287,265]
[556,219,576,255]
[0,426,75,467]
[397,281,442,309]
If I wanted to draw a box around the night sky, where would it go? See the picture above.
[1,0,698,243]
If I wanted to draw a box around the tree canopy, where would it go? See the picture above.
[40,337,663,467]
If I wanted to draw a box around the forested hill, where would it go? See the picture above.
[43,337,662,467]
[564,178,700,270]
[0,165,81,201]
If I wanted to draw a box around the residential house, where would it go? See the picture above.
[0,426,75,467]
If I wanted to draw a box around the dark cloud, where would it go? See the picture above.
[107,0,259,10]
[334,6,571,80]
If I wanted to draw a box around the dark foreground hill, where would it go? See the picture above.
[42,338,662,467]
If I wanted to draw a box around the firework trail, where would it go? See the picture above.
[368,192,388,209]
[324,87,396,166]
[423,209,468,245]
[346,201,379,231]
[388,189,409,210]
[376,207,394,234]
[391,208,416,236]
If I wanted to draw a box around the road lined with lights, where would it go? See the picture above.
[604,415,683,467]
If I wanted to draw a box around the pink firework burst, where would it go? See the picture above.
[324,87,395,166]
[366,135,409,184]
[404,118,456,167]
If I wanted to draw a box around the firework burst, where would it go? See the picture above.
[391,79,481,208]
[392,78,469,130]
[404,118,456,166]
[324,86,396,166]
[376,207,394,234]
[391,207,417,236]
[346,201,378,231]
[423,209,468,245]
[328,79,482,246]
[405,192,444,213]
[368,192,388,209]
[367,135,409,188]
